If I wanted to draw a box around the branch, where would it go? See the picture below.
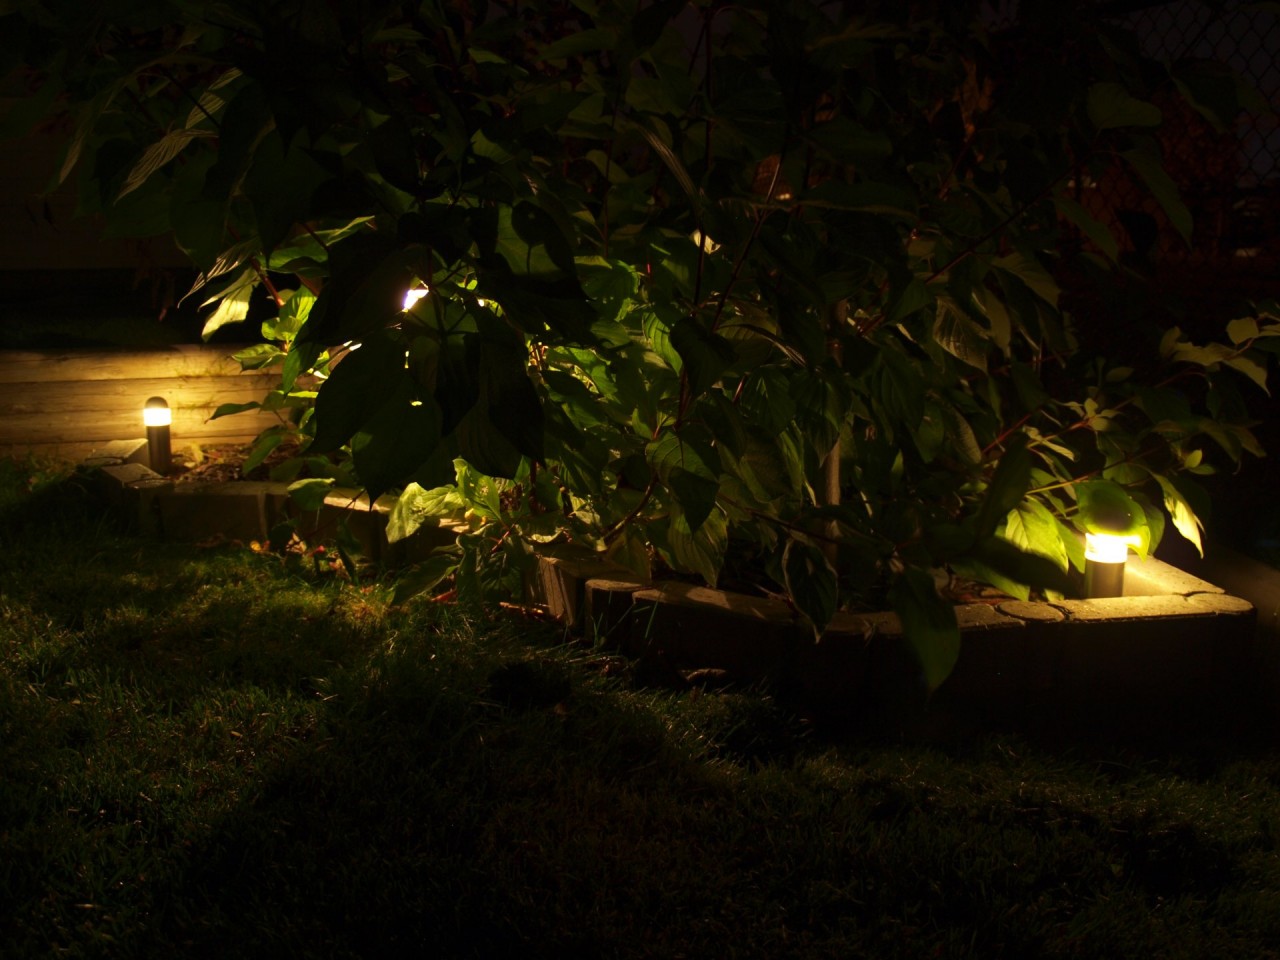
[602,475,658,545]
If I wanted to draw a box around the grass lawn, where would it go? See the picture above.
[2,456,1279,959]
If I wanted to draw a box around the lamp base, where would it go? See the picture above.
[1084,559,1125,598]
[146,425,171,474]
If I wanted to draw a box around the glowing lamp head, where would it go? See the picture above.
[143,396,172,427]
[403,286,429,311]
[1084,531,1140,564]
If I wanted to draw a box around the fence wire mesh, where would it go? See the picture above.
[1121,0,1278,263]
[985,0,1278,267]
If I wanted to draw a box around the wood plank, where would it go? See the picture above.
[0,374,285,416]
[0,345,324,456]
[0,407,288,444]
[0,345,273,383]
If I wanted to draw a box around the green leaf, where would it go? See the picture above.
[1225,354,1269,393]
[992,252,1059,309]
[933,299,989,371]
[949,556,1028,603]
[233,343,284,370]
[1005,500,1068,572]
[804,117,893,166]
[454,459,505,522]
[1010,360,1049,412]
[783,538,838,636]
[668,468,719,535]
[392,552,462,605]
[200,267,256,340]
[287,478,335,511]
[975,434,1031,537]
[117,128,212,200]
[352,392,443,502]
[1054,197,1119,262]
[262,288,315,344]
[474,268,596,342]
[1227,316,1259,345]
[938,401,982,467]
[669,319,735,399]
[888,275,932,324]
[455,405,524,480]
[538,27,615,61]
[1087,82,1162,130]
[512,200,577,277]
[969,285,1012,352]
[1122,143,1193,246]
[386,482,468,543]
[792,370,850,457]
[877,348,926,433]
[310,334,407,454]
[1153,474,1205,557]
[802,181,918,219]
[242,431,284,474]
[1132,492,1165,559]
[666,505,728,586]
[973,535,1073,596]
[478,324,545,461]
[1076,479,1141,535]
[889,567,960,692]
[282,341,322,394]
[647,431,720,533]
[209,401,261,420]
[169,152,226,271]
[301,234,409,345]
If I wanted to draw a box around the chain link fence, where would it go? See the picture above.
[984,0,1278,267]
[1119,0,1279,263]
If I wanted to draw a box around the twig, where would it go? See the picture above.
[603,476,658,545]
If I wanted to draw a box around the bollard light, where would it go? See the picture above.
[143,396,172,474]
[1083,531,1140,598]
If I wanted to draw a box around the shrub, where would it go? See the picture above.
[6,0,1277,685]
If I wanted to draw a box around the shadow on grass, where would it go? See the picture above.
[4,458,1280,959]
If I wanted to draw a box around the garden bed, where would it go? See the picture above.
[78,440,1264,737]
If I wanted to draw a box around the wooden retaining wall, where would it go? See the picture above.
[0,345,289,462]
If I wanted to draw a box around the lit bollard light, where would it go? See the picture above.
[1083,531,1140,598]
[143,396,172,474]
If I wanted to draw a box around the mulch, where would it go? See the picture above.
[169,439,304,485]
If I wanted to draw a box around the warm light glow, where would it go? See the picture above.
[403,287,429,311]
[1084,531,1140,564]
[142,397,171,427]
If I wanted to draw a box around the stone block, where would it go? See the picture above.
[527,548,642,632]
[126,474,174,536]
[583,577,649,647]
[156,482,272,542]
[1124,555,1225,597]
[788,626,874,714]
[89,461,164,507]
[626,582,803,681]
[83,437,149,468]
[997,600,1065,623]
[283,487,388,561]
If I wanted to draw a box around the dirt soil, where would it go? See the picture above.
[169,439,304,485]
